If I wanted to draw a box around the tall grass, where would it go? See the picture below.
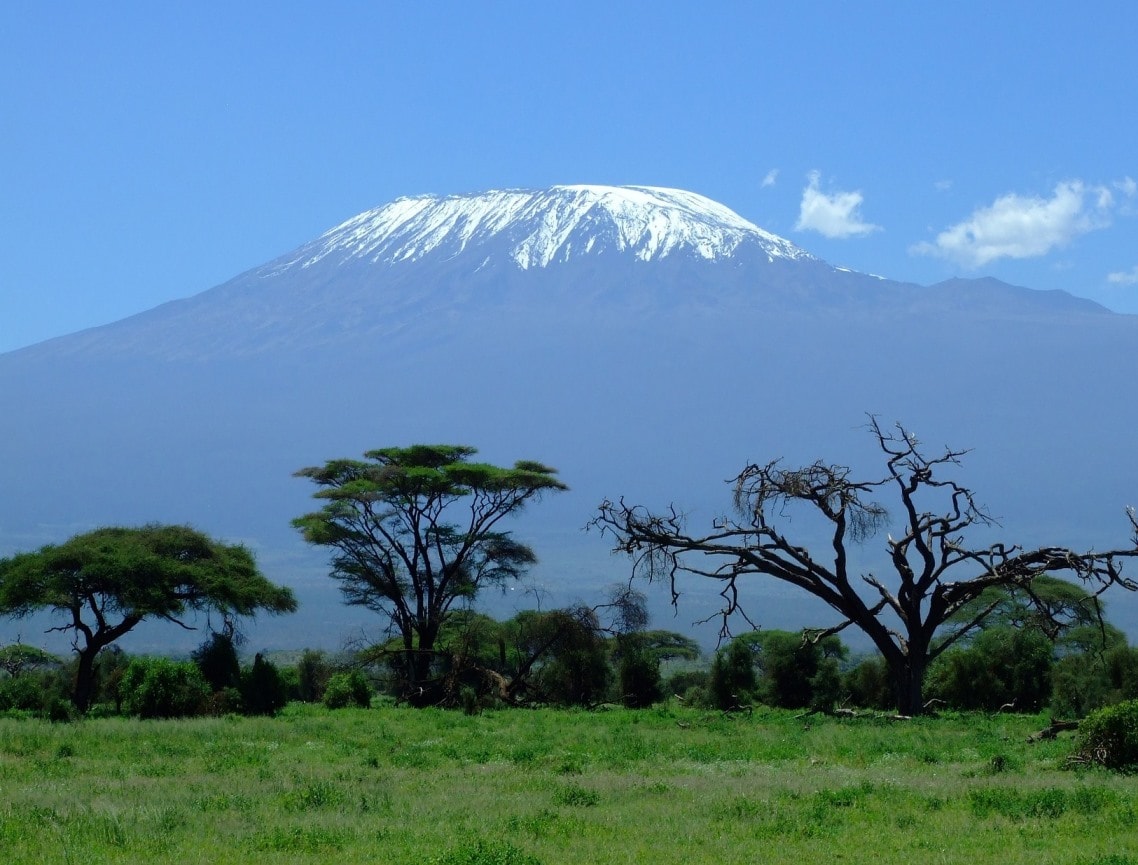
[0,704,1134,864]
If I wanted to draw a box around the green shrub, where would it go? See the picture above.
[663,669,710,707]
[295,649,332,702]
[842,655,894,710]
[120,657,210,719]
[927,626,1053,712]
[47,696,77,723]
[241,654,289,716]
[202,686,243,716]
[1053,645,1138,717]
[93,645,132,711]
[0,674,47,712]
[323,670,372,709]
[617,636,662,708]
[192,632,241,692]
[709,639,756,710]
[1073,698,1138,771]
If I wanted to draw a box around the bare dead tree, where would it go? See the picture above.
[591,417,1138,715]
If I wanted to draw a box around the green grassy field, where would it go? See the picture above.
[1,703,1134,865]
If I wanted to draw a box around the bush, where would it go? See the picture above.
[241,653,289,716]
[0,674,49,712]
[193,632,241,692]
[927,626,1053,712]
[617,636,662,708]
[664,668,709,703]
[120,657,210,719]
[323,670,372,709]
[523,609,611,706]
[202,686,244,716]
[1053,645,1138,717]
[842,655,894,710]
[94,646,132,712]
[710,630,847,711]
[1073,699,1138,771]
[295,649,333,702]
[709,639,757,710]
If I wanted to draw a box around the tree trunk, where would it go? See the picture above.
[892,653,928,716]
[401,627,439,707]
[72,647,99,714]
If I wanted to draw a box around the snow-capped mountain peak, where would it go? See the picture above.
[277,185,812,272]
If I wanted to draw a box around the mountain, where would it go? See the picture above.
[2,185,1136,651]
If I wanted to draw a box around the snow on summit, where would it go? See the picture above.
[284,185,812,271]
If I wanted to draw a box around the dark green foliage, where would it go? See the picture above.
[1052,643,1138,717]
[0,643,67,715]
[616,634,662,708]
[202,686,243,715]
[553,783,600,807]
[709,639,757,710]
[927,626,1054,711]
[943,575,1108,648]
[120,656,210,719]
[241,653,289,716]
[808,655,843,712]
[1074,699,1138,771]
[323,670,372,709]
[93,645,132,712]
[0,674,48,712]
[739,630,848,710]
[709,630,846,711]
[842,654,895,709]
[192,631,242,692]
[535,625,610,707]
[934,577,1138,715]
[293,445,566,705]
[46,695,76,722]
[295,649,333,702]
[663,668,710,705]
[0,524,297,712]
[503,608,611,706]
[968,786,1085,820]
[429,610,513,706]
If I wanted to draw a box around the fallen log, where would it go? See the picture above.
[1027,718,1080,743]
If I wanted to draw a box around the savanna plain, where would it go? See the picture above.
[2,704,1135,865]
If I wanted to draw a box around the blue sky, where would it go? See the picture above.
[3,2,1137,352]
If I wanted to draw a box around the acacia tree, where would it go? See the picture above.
[0,524,297,712]
[593,419,1138,715]
[292,444,567,705]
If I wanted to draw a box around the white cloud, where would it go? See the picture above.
[795,171,880,239]
[1107,266,1138,285]
[761,169,779,188]
[911,180,1114,268]
[934,179,953,192]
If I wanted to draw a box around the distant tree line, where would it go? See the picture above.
[4,583,1138,720]
[3,431,1138,720]
[0,610,705,719]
